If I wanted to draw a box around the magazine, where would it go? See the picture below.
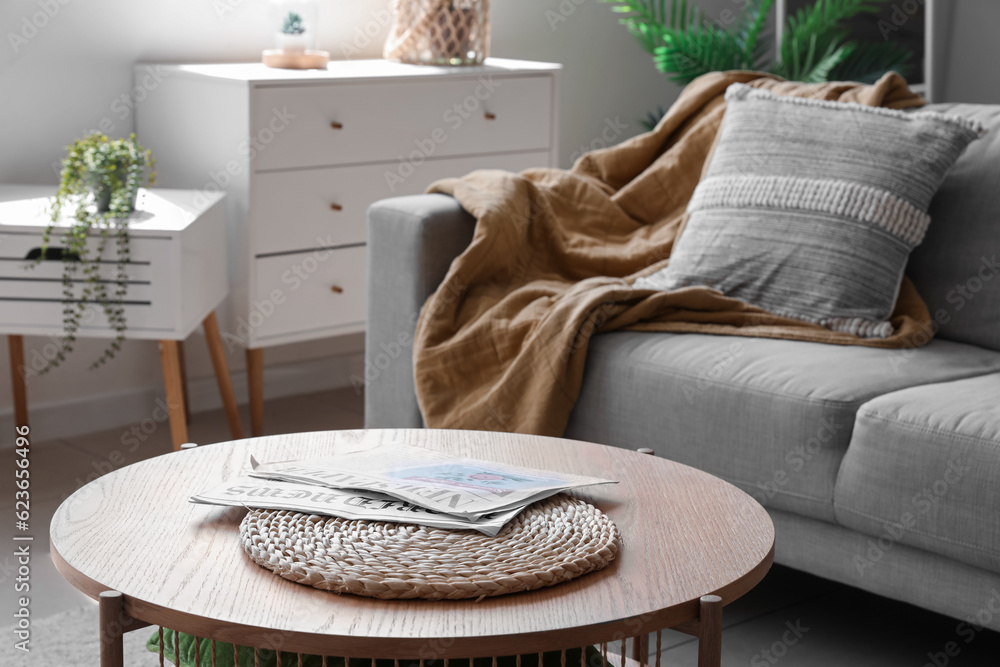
[189,477,525,536]
[247,444,616,520]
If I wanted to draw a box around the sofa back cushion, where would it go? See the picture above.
[907,104,1000,352]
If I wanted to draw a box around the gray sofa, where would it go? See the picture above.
[364,103,1000,631]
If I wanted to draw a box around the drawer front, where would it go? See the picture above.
[0,232,174,332]
[0,257,153,283]
[0,279,154,302]
[0,231,157,281]
[250,75,553,171]
[253,246,366,340]
[0,302,169,333]
[252,150,551,256]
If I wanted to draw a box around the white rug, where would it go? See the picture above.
[0,604,154,666]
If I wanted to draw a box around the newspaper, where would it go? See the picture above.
[190,477,525,536]
[248,444,616,520]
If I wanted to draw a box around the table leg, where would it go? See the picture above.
[630,633,649,663]
[202,311,244,440]
[177,340,190,424]
[8,335,28,429]
[697,595,723,667]
[99,591,125,667]
[246,347,264,437]
[159,340,188,451]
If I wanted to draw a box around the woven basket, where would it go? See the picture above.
[241,494,619,600]
[384,0,490,66]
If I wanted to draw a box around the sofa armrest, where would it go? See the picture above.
[364,194,475,428]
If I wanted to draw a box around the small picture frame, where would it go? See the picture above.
[775,0,937,101]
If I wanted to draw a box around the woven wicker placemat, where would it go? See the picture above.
[240,494,620,600]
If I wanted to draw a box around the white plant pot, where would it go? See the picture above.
[276,32,309,52]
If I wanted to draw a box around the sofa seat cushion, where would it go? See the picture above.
[565,332,1000,523]
[834,374,1000,574]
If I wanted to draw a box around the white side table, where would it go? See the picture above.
[0,185,242,450]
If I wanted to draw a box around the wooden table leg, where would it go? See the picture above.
[246,347,264,437]
[159,340,188,451]
[630,633,649,663]
[8,335,28,429]
[202,311,243,440]
[697,595,723,667]
[99,591,125,667]
[177,340,190,424]
[98,589,151,666]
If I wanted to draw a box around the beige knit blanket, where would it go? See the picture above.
[415,71,933,437]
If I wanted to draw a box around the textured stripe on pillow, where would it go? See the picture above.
[635,83,986,338]
[688,175,932,246]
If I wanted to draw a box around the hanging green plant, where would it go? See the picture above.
[32,132,156,373]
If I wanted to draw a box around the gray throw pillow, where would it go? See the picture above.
[635,83,986,338]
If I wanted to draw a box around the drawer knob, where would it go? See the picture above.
[330,203,343,211]
[330,121,343,130]
[484,112,496,121]
[330,285,344,294]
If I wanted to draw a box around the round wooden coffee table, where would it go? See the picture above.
[50,429,773,667]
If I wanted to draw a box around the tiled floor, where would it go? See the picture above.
[3,387,999,665]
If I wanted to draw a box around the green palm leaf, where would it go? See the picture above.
[773,0,891,82]
[605,0,776,83]
[603,0,916,122]
[654,18,749,83]
[830,39,913,83]
[640,106,668,131]
[733,0,776,70]
[601,0,673,54]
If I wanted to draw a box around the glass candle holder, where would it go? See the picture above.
[384,0,490,66]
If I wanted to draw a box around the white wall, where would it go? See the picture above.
[0,0,676,437]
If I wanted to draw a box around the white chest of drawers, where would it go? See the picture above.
[135,58,560,433]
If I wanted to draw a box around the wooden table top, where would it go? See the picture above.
[50,429,774,658]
